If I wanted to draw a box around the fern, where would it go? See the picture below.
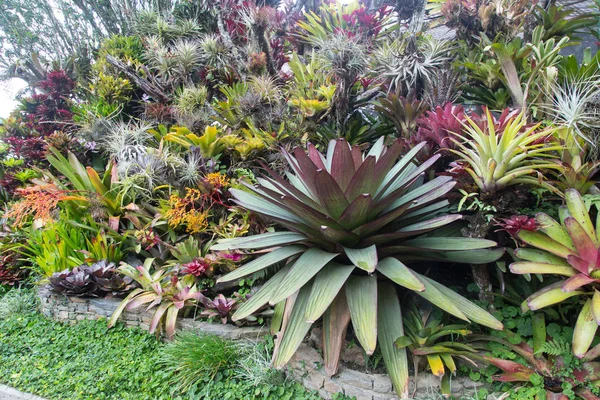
[537,339,570,357]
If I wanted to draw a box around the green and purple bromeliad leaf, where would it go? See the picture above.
[212,138,503,397]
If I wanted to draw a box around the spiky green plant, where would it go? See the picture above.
[510,189,600,360]
[449,109,563,198]
[212,138,503,397]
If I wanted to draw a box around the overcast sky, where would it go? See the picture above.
[0,78,27,119]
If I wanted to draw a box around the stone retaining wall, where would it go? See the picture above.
[37,285,265,340]
[38,286,488,400]
[287,344,486,400]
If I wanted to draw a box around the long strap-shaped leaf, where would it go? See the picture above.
[270,248,338,305]
[216,245,306,283]
[304,262,354,322]
[212,232,307,251]
[346,275,378,355]
[322,291,351,377]
[378,281,409,397]
[377,257,424,291]
[232,265,291,321]
[419,274,503,330]
[272,282,314,368]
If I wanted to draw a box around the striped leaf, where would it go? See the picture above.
[232,265,291,321]
[272,282,314,368]
[270,248,338,305]
[212,232,307,251]
[322,291,351,376]
[217,245,306,283]
[346,275,378,354]
[377,257,424,291]
[378,281,409,397]
[304,263,354,323]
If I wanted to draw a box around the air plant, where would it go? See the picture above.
[372,35,453,95]
[212,138,503,397]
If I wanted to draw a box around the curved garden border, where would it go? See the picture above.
[38,286,489,400]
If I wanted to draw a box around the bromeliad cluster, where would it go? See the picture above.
[212,138,504,396]
[510,189,600,360]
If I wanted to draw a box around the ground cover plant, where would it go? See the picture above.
[0,298,332,400]
[2,0,600,398]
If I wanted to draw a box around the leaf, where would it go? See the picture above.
[592,290,600,325]
[270,248,339,305]
[402,237,497,250]
[217,246,306,283]
[272,282,314,368]
[343,245,378,273]
[574,299,598,358]
[378,281,409,397]
[346,275,378,355]
[564,217,597,265]
[322,291,351,376]
[232,265,291,321]
[509,262,575,277]
[165,305,179,339]
[212,232,307,251]
[313,169,350,219]
[377,257,424,291]
[490,43,524,107]
[427,354,445,376]
[566,189,598,246]
[107,288,143,328]
[532,313,546,355]
[524,281,585,311]
[338,194,372,230]
[394,336,414,349]
[330,139,355,191]
[304,263,354,322]
[517,230,575,259]
[419,275,504,330]
[270,301,285,335]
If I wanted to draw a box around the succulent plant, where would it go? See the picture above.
[49,266,97,296]
[510,189,600,359]
[199,294,237,324]
[212,138,503,397]
[48,260,135,297]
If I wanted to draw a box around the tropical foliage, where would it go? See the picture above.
[1,0,600,398]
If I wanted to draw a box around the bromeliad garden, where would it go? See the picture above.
[1,0,600,399]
